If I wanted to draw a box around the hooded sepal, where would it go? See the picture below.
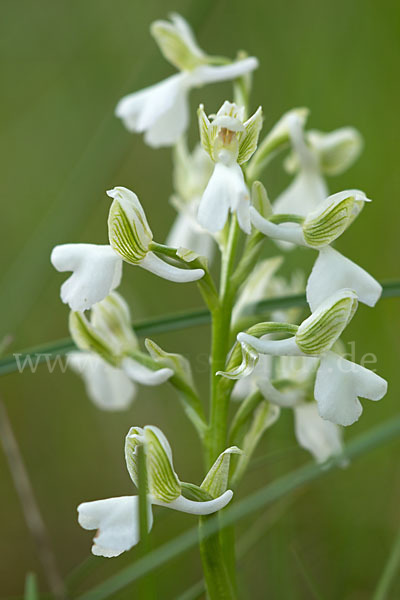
[125,426,181,502]
[295,289,358,356]
[69,311,118,366]
[107,187,153,265]
[150,13,207,72]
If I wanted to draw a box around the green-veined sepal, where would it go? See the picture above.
[107,187,153,265]
[125,426,181,503]
[150,14,207,72]
[296,289,358,356]
[302,190,366,249]
[69,311,118,366]
[91,292,137,355]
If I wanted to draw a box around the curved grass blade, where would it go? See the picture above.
[1,280,399,377]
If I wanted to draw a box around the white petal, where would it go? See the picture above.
[306,246,382,311]
[273,169,328,218]
[250,207,305,245]
[189,57,259,86]
[144,80,190,148]
[77,496,153,558]
[166,213,215,262]
[115,87,151,132]
[314,352,387,426]
[294,402,343,463]
[198,163,250,233]
[237,332,303,357]
[256,377,303,408]
[51,244,122,311]
[140,251,204,282]
[116,74,184,131]
[152,490,233,515]
[69,352,136,411]
[121,356,173,385]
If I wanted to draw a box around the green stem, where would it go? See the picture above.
[201,216,241,599]
[208,216,241,466]
[198,515,237,600]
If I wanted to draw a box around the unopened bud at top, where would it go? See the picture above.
[107,187,153,265]
[125,425,181,503]
[295,289,358,356]
[302,190,367,249]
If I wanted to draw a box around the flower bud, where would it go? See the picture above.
[107,187,153,265]
[125,426,181,503]
[150,13,206,72]
[295,289,358,356]
[302,190,367,249]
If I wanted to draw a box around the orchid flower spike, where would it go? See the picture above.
[115,13,259,148]
[78,425,236,557]
[51,186,204,311]
[236,289,387,426]
[250,186,382,309]
[68,292,173,410]
[197,101,263,234]
[166,140,215,261]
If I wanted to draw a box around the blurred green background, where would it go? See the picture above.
[1,0,400,598]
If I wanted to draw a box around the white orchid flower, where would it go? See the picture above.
[274,114,362,217]
[166,141,215,261]
[51,187,205,311]
[250,188,382,309]
[115,13,258,148]
[68,293,173,410]
[197,101,263,234]
[273,113,328,217]
[230,347,343,463]
[237,289,387,426]
[78,425,236,557]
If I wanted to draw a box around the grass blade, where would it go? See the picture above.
[1,280,399,377]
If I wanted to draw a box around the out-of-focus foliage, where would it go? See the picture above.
[0,0,399,597]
